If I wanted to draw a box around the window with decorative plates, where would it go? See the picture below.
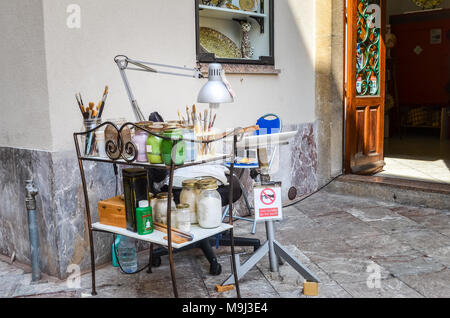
[195,0,274,65]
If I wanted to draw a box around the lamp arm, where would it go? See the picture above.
[114,55,203,122]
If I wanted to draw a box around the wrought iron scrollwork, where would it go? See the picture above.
[356,0,381,97]
[74,121,251,165]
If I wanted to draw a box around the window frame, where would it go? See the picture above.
[195,0,275,65]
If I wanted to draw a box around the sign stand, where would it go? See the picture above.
[222,145,320,293]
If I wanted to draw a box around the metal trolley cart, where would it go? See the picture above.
[74,122,254,298]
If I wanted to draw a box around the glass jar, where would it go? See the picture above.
[180,179,198,224]
[161,128,186,166]
[183,127,197,162]
[194,177,217,200]
[149,193,156,223]
[132,128,149,162]
[176,203,191,232]
[146,129,164,164]
[196,180,222,229]
[155,192,176,226]
[103,118,128,159]
[82,118,102,157]
[95,129,107,158]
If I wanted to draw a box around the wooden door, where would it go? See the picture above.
[345,0,386,174]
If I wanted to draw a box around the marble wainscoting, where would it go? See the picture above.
[0,147,117,279]
[0,147,59,277]
[51,151,117,279]
[232,122,319,217]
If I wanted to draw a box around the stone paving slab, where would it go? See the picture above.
[314,258,392,284]
[343,234,414,258]
[339,278,423,298]
[370,251,447,277]
[1,191,449,298]
[397,269,450,298]
[391,229,450,254]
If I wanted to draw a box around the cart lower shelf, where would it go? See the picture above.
[92,222,233,249]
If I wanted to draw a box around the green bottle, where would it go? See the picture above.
[146,133,163,164]
[161,128,186,166]
[136,200,153,235]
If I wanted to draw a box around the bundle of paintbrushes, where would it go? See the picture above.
[75,86,109,120]
[178,104,218,158]
[75,86,109,156]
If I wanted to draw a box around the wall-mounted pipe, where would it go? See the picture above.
[25,179,40,282]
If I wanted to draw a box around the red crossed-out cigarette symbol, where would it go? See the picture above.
[260,188,276,205]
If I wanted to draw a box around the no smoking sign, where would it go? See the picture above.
[260,188,276,205]
[254,182,283,221]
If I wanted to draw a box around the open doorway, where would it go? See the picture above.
[376,0,450,184]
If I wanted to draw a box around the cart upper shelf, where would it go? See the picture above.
[79,153,231,170]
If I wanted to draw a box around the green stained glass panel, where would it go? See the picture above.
[356,0,381,96]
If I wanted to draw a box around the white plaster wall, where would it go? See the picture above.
[0,0,52,151]
[41,0,316,152]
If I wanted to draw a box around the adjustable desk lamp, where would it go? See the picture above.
[114,56,233,120]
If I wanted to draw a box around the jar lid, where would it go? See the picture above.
[176,203,190,209]
[195,178,215,189]
[165,124,180,130]
[156,192,168,199]
[149,193,155,199]
[198,178,218,189]
[182,179,198,188]
[200,182,218,190]
[197,178,217,185]
[135,127,148,134]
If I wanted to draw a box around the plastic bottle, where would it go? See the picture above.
[117,236,137,273]
[112,235,121,267]
[136,200,153,235]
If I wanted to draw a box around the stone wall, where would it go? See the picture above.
[0,147,115,279]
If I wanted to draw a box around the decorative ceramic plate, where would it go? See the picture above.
[199,27,242,59]
[239,0,257,11]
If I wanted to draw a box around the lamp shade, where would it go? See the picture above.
[197,63,233,104]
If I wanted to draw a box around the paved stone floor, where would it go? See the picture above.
[1,191,449,298]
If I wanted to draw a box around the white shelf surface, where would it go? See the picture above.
[225,131,297,149]
[199,4,266,20]
[92,222,233,249]
[81,153,230,167]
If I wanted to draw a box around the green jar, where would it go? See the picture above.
[146,133,163,164]
[161,128,186,166]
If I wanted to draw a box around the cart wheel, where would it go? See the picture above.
[209,262,222,276]
[152,256,161,267]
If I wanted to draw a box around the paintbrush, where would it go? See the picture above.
[208,110,213,131]
[192,104,197,124]
[211,114,217,128]
[203,109,208,133]
[186,106,190,126]
[98,86,109,118]
[77,93,89,119]
[177,110,182,122]
[78,93,85,107]
[75,94,83,115]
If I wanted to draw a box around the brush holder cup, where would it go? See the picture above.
[82,118,102,157]
[196,128,219,159]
